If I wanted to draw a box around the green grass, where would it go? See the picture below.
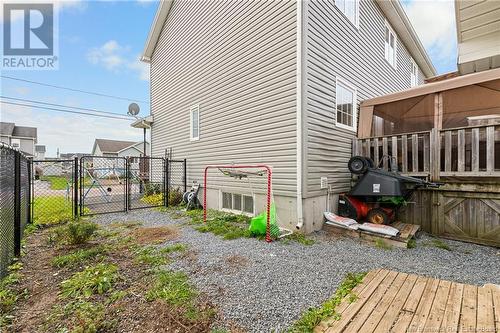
[33,196,74,225]
[145,270,197,306]
[40,176,71,190]
[283,233,315,246]
[60,263,119,299]
[289,272,366,332]
[407,238,417,249]
[160,243,188,254]
[0,264,27,327]
[51,246,108,268]
[424,239,452,251]
[374,239,393,250]
[134,246,169,267]
[186,209,252,240]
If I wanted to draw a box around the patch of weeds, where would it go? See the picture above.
[106,290,128,305]
[423,239,452,251]
[33,196,74,225]
[375,239,393,250]
[285,233,315,246]
[407,238,417,249]
[134,246,169,267]
[0,265,28,327]
[44,299,115,333]
[49,220,98,245]
[60,263,119,298]
[189,210,252,240]
[289,272,366,333]
[141,193,164,206]
[145,270,197,306]
[160,243,188,254]
[51,245,108,268]
[109,220,143,229]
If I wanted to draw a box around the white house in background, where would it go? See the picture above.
[0,122,37,156]
[91,139,150,158]
[34,145,46,160]
[141,0,435,232]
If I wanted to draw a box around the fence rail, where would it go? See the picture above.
[0,143,31,278]
[353,124,500,180]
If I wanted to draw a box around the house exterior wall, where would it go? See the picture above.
[303,0,427,215]
[150,0,298,228]
[0,136,35,156]
[117,144,148,158]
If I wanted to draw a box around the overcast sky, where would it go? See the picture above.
[0,0,458,157]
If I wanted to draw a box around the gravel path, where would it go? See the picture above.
[93,209,500,333]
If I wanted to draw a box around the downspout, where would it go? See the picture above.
[295,0,304,230]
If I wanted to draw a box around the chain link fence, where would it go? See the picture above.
[166,159,187,206]
[0,143,31,278]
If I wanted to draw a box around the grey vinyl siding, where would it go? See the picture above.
[150,0,297,197]
[304,0,427,197]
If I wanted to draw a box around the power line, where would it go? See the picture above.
[1,101,133,121]
[1,75,149,104]
[1,96,135,118]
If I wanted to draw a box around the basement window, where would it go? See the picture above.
[190,104,199,141]
[221,192,254,214]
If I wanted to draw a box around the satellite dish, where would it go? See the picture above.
[128,103,140,116]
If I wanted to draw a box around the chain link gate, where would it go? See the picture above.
[32,159,76,225]
[80,156,127,215]
[128,156,166,210]
[166,159,187,206]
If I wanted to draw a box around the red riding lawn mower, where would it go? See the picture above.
[338,156,441,225]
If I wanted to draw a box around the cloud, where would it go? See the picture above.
[1,103,142,157]
[13,86,31,96]
[87,41,149,81]
[403,0,458,73]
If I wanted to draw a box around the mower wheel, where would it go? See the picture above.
[367,208,390,225]
[348,156,369,174]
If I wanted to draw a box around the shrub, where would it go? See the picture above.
[50,221,98,245]
[60,263,118,298]
[52,246,108,268]
[144,183,162,196]
[169,187,183,206]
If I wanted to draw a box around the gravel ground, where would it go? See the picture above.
[93,209,500,333]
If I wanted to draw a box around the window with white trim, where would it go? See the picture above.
[335,0,359,26]
[221,192,254,214]
[335,79,357,131]
[384,22,396,68]
[190,104,199,141]
[410,60,418,87]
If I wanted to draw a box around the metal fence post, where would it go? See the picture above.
[27,159,32,225]
[13,151,21,257]
[183,158,187,194]
[126,157,130,212]
[74,157,79,218]
[165,158,170,207]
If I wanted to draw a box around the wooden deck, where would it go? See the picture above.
[323,222,420,248]
[315,269,500,333]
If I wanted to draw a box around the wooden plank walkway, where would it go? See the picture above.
[315,269,500,333]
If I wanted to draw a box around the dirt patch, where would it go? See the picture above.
[130,226,179,245]
[4,223,218,333]
[225,254,250,270]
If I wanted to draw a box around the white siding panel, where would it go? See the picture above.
[150,0,297,197]
[305,0,426,196]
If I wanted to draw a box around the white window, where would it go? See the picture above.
[335,78,357,131]
[411,60,418,87]
[221,192,254,215]
[335,0,359,27]
[384,21,397,68]
[190,104,199,141]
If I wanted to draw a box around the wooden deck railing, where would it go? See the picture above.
[352,124,500,180]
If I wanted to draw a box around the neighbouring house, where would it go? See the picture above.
[351,0,500,246]
[59,152,89,159]
[0,122,37,156]
[34,145,46,160]
[141,0,436,232]
[91,139,149,158]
